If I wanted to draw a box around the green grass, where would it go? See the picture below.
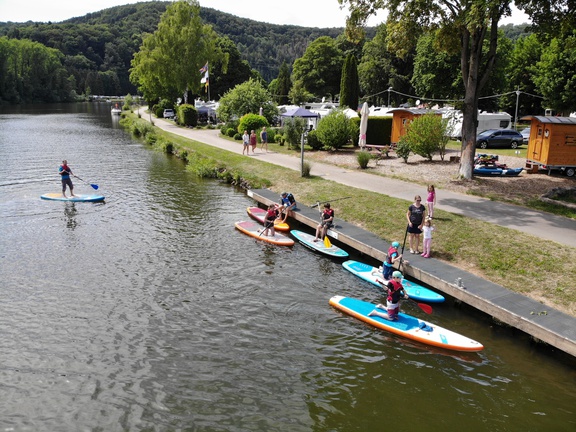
[127,114,576,316]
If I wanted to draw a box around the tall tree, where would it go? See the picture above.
[291,36,344,101]
[274,61,292,105]
[339,53,360,109]
[130,0,219,104]
[339,0,514,179]
[216,78,278,124]
[209,36,250,100]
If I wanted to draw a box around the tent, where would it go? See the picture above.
[280,107,319,129]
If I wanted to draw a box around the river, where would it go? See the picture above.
[0,103,574,431]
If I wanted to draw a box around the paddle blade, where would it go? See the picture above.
[90,184,99,190]
[323,236,332,248]
[417,302,433,314]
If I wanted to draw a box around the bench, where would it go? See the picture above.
[363,144,396,164]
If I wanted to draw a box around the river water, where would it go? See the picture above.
[0,103,574,432]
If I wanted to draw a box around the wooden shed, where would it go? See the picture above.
[389,109,442,144]
[521,115,576,177]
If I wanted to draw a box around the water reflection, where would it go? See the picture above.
[63,202,78,230]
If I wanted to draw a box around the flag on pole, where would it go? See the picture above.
[199,62,208,74]
[200,70,209,84]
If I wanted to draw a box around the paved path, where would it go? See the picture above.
[148,115,576,248]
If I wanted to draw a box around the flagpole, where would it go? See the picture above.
[207,63,210,101]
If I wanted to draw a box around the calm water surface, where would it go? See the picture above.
[0,103,574,431]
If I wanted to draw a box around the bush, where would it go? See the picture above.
[226,128,236,137]
[316,110,353,151]
[396,136,411,163]
[177,104,198,127]
[284,117,307,149]
[306,129,323,150]
[233,133,242,140]
[403,113,447,161]
[356,151,372,169]
[237,113,269,134]
[302,161,312,177]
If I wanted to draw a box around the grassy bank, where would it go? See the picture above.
[121,113,576,316]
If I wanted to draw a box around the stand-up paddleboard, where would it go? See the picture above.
[235,220,294,246]
[41,193,105,202]
[329,295,483,352]
[290,230,349,258]
[246,206,289,232]
[342,260,445,303]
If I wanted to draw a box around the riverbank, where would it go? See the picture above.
[123,111,576,318]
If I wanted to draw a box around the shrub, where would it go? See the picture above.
[283,117,307,149]
[237,113,269,134]
[177,104,198,127]
[307,129,323,150]
[356,151,372,169]
[403,113,447,161]
[302,161,312,177]
[233,133,242,140]
[316,110,353,151]
[226,128,236,137]
[396,136,411,163]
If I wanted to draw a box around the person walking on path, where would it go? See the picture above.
[250,130,257,154]
[369,270,409,321]
[59,160,76,198]
[406,195,426,254]
[260,127,268,152]
[242,130,250,155]
[426,184,436,219]
[421,216,435,258]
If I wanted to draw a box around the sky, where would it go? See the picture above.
[0,0,530,27]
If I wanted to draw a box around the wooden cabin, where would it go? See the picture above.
[389,109,442,144]
[521,116,576,177]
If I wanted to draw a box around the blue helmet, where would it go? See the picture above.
[392,241,400,248]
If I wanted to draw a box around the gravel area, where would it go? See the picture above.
[306,148,575,204]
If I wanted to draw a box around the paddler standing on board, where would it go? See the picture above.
[259,203,278,237]
[369,271,409,321]
[59,160,76,198]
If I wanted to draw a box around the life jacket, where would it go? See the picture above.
[265,208,277,222]
[387,279,404,303]
[322,208,334,221]
[60,165,70,177]
[386,246,397,265]
[286,193,295,204]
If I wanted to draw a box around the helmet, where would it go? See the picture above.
[392,271,403,279]
[392,241,400,248]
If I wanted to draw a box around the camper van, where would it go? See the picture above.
[444,110,512,138]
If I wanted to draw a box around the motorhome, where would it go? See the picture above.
[443,110,512,138]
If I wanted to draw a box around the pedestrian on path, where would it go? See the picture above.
[250,130,257,154]
[242,130,250,155]
[406,195,426,254]
[426,184,436,219]
[260,127,268,152]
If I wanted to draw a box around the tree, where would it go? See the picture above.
[216,78,278,123]
[288,80,314,105]
[357,24,393,106]
[339,53,360,109]
[291,36,344,100]
[316,110,354,151]
[208,36,250,100]
[339,0,515,179]
[533,32,576,115]
[130,0,219,104]
[274,61,292,105]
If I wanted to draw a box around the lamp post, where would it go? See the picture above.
[514,89,521,130]
[387,87,392,107]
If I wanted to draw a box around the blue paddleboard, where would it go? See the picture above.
[290,230,349,258]
[330,295,483,352]
[342,260,445,303]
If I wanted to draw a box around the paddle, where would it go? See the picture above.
[399,224,409,270]
[375,278,432,314]
[73,175,99,190]
[310,196,351,208]
[323,236,332,248]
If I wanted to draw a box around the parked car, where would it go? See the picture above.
[163,109,175,119]
[475,129,523,149]
[520,128,530,144]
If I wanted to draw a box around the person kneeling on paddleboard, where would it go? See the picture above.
[369,271,409,321]
[260,204,277,237]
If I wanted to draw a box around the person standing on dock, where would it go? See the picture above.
[406,195,426,254]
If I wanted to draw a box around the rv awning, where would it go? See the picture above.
[520,116,576,125]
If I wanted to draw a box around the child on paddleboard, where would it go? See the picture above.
[260,204,278,237]
[59,159,76,198]
[369,271,409,321]
[382,241,403,280]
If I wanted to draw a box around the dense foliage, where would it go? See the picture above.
[339,53,360,109]
[316,110,354,151]
[216,78,277,123]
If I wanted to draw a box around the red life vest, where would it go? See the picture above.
[387,279,404,303]
[386,246,397,264]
